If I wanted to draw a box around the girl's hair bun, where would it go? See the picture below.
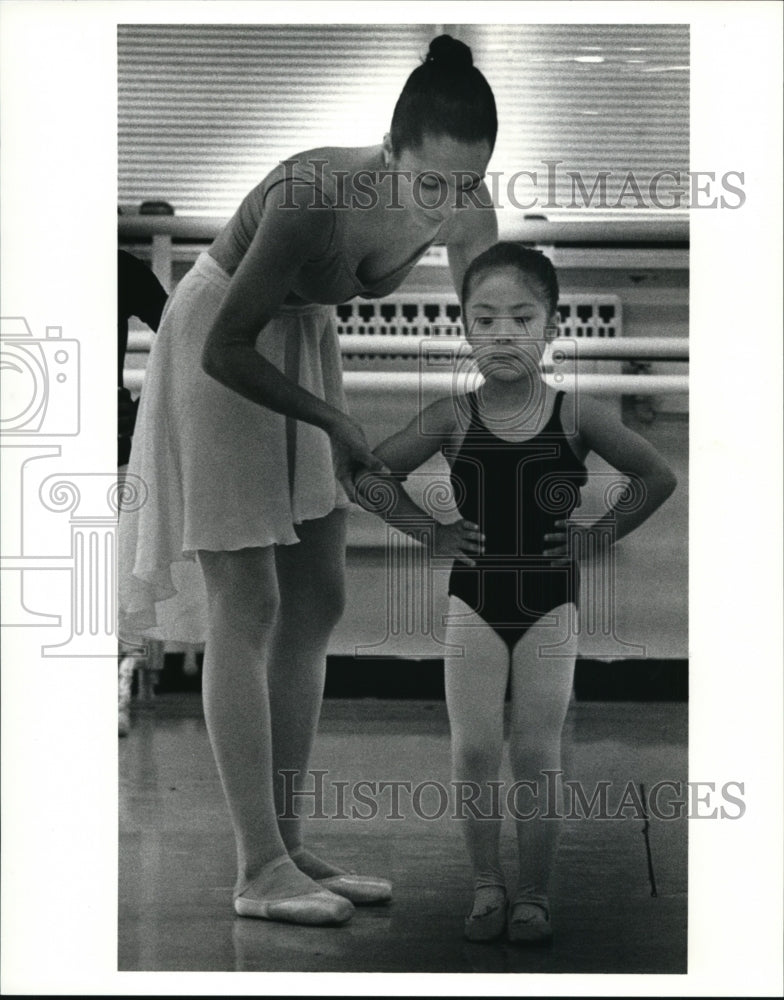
[426,34,473,72]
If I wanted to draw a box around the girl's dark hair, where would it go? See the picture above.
[461,243,560,317]
[390,35,497,154]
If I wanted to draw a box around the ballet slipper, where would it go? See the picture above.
[289,847,392,905]
[315,874,392,905]
[233,855,354,926]
[233,889,354,925]
[507,893,553,945]
[463,884,507,942]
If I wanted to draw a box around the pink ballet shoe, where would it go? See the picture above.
[315,874,392,905]
[234,888,354,925]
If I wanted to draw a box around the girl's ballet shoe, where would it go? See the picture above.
[463,886,507,942]
[315,874,393,905]
[233,888,354,925]
[507,896,553,945]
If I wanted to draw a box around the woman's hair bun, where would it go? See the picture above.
[426,34,473,72]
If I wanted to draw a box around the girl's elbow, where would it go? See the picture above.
[658,466,678,498]
[639,466,677,506]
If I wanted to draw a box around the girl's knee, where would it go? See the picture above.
[508,738,561,777]
[453,738,502,780]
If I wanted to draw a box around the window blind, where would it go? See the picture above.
[455,23,689,219]
[117,24,435,217]
[118,23,689,220]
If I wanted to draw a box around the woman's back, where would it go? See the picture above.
[208,145,450,305]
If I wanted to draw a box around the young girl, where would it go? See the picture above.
[355,242,677,943]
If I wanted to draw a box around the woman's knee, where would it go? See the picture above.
[212,588,281,646]
[280,572,346,631]
[198,548,281,644]
[314,574,346,626]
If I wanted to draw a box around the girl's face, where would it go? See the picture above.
[464,266,556,383]
[385,132,492,224]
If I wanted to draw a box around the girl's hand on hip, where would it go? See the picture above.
[543,519,579,565]
[434,519,485,566]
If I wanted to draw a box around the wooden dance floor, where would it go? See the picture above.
[119,697,687,974]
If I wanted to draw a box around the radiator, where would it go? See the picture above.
[335,292,621,342]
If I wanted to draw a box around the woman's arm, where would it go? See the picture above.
[201,181,340,432]
[544,394,678,559]
[201,181,383,489]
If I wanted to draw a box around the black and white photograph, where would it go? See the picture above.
[1,2,782,995]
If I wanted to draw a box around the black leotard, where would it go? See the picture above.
[445,389,588,652]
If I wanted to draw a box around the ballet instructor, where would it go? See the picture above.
[119,35,498,926]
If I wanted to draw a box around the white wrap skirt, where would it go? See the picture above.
[118,252,349,644]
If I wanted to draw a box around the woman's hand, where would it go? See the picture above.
[434,519,485,566]
[329,413,386,497]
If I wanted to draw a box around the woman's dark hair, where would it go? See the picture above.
[461,243,560,318]
[390,35,497,154]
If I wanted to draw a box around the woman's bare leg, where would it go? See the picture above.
[198,545,322,900]
[265,510,391,902]
[266,509,348,865]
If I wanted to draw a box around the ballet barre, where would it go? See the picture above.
[123,368,688,396]
[126,330,688,361]
[338,336,688,360]
[345,372,688,395]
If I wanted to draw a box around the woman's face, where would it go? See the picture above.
[386,133,492,223]
[464,266,556,383]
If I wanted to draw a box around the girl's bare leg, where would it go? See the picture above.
[508,604,577,930]
[445,596,510,932]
